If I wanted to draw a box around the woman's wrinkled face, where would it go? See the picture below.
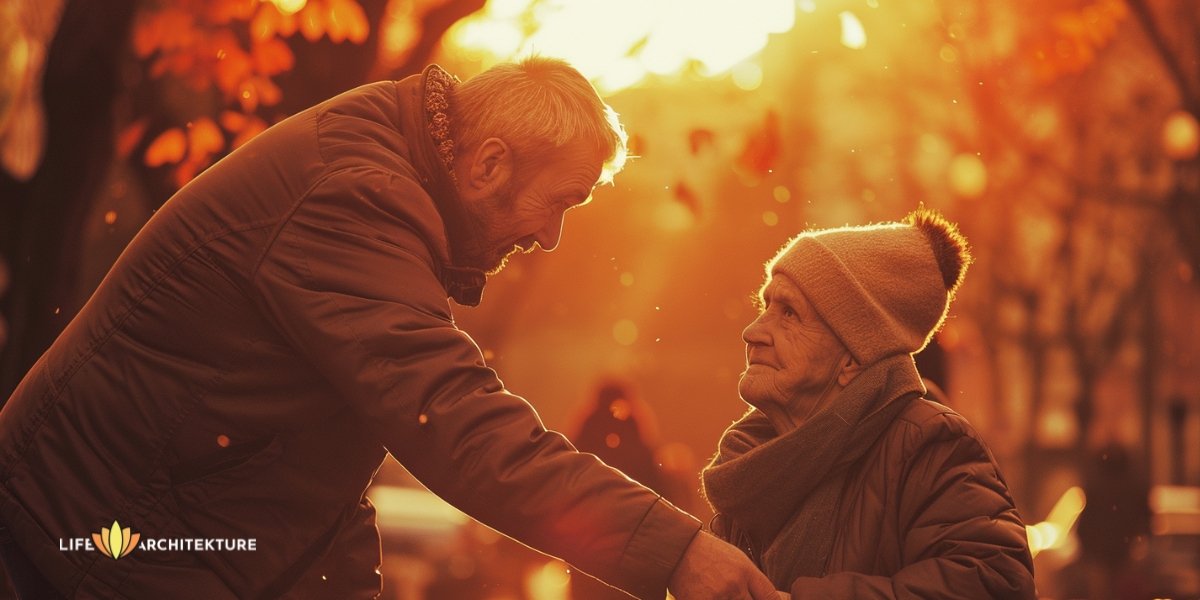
[738,273,849,412]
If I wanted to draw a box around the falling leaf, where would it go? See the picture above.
[627,133,646,157]
[672,181,701,218]
[736,110,781,180]
[688,129,715,155]
[145,128,187,167]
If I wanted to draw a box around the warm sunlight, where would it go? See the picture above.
[447,0,798,94]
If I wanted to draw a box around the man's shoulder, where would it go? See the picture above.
[312,81,419,176]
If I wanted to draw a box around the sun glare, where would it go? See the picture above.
[447,0,798,94]
[838,11,867,50]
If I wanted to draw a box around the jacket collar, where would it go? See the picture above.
[394,65,487,306]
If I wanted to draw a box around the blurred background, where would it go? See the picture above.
[2,0,1198,598]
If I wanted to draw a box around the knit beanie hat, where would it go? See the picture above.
[766,208,971,366]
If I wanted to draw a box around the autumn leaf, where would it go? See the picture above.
[188,118,225,161]
[156,9,198,53]
[299,1,327,42]
[341,0,369,44]
[132,12,162,58]
[125,0,371,188]
[219,110,249,133]
[252,38,294,76]
[174,158,203,189]
[255,77,283,107]
[326,0,370,44]
[213,42,253,96]
[251,3,283,42]
[231,116,269,150]
[207,0,258,26]
[145,128,187,167]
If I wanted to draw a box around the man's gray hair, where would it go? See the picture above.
[451,56,628,185]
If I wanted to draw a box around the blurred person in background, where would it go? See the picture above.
[568,378,665,600]
[0,57,776,599]
[569,378,666,497]
[702,209,1037,599]
[1075,443,1152,600]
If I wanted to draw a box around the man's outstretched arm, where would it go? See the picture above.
[252,167,776,599]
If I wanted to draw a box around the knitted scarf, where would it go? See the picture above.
[701,354,924,589]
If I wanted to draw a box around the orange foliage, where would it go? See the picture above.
[144,128,187,167]
[129,0,370,185]
[1022,0,1128,81]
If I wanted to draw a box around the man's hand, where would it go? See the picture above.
[668,531,779,599]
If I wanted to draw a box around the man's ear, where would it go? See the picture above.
[837,353,864,387]
[463,137,513,197]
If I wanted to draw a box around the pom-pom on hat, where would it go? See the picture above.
[765,208,971,365]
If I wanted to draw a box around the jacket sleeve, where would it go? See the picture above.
[251,167,700,599]
[789,431,1036,600]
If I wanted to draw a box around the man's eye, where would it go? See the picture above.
[783,307,795,319]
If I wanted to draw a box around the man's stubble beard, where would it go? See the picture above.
[456,181,519,275]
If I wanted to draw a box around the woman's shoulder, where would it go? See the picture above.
[884,397,997,468]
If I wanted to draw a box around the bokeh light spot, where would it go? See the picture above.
[949,153,987,198]
[732,61,763,90]
[1163,110,1199,160]
[773,185,791,203]
[613,319,639,346]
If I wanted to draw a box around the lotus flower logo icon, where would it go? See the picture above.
[92,520,139,559]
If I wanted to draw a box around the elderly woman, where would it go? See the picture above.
[703,209,1036,599]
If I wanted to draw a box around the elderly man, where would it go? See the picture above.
[702,210,1036,599]
[0,59,775,599]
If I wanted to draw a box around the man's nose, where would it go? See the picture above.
[535,212,566,251]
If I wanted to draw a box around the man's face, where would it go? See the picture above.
[738,273,850,412]
[464,143,602,275]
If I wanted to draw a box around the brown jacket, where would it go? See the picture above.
[0,66,699,599]
[710,359,1035,599]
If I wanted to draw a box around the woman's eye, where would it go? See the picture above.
[783,307,795,319]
